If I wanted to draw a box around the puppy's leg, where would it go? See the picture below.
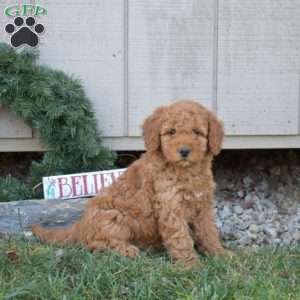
[87,240,139,257]
[192,207,227,256]
[158,209,200,267]
[88,209,140,257]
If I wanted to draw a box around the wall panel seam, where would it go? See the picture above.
[212,0,219,113]
[123,0,129,136]
[298,72,300,134]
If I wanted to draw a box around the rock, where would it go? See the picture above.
[273,238,281,245]
[254,180,269,194]
[249,224,258,234]
[55,249,64,258]
[270,166,281,176]
[254,201,263,212]
[263,226,277,239]
[292,230,300,242]
[252,212,266,225]
[0,198,87,234]
[244,193,253,202]
[236,219,250,231]
[237,190,244,198]
[260,198,277,211]
[277,223,288,233]
[221,222,239,241]
[233,205,243,215]
[219,205,232,219]
[241,200,255,210]
[243,176,253,186]
[24,231,33,238]
[238,234,251,246]
[280,232,293,245]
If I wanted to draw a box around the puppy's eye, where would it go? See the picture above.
[166,128,176,135]
[192,128,201,135]
[192,129,204,136]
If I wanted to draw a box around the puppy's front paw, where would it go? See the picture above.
[185,258,202,269]
[119,245,140,257]
[176,257,202,269]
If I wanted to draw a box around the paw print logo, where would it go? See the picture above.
[5,17,44,47]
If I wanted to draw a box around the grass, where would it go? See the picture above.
[0,237,299,300]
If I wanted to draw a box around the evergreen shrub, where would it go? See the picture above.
[0,43,116,201]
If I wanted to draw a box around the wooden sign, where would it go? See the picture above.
[43,169,126,200]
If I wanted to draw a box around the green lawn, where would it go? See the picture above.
[0,237,299,300]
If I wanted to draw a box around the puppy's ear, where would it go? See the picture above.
[142,107,166,152]
[208,112,224,155]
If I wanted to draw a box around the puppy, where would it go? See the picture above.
[32,100,231,267]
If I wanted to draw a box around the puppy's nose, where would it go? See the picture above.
[178,146,191,158]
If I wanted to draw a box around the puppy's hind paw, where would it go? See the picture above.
[224,250,235,259]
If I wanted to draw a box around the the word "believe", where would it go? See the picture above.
[43,169,126,200]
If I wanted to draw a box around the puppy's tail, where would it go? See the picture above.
[32,223,78,244]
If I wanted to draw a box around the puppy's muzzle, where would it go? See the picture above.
[178,146,191,158]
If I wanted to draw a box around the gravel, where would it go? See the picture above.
[214,150,300,247]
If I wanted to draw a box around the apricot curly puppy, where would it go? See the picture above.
[32,100,232,267]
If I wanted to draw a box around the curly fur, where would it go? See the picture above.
[32,100,231,267]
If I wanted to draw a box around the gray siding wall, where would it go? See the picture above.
[0,0,300,150]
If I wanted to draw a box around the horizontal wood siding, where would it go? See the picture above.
[218,0,300,135]
[0,107,32,138]
[0,0,300,150]
[128,0,215,135]
[38,0,124,137]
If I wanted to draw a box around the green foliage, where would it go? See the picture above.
[1,240,300,299]
[0,176,33,201]
[0,43,116,201]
